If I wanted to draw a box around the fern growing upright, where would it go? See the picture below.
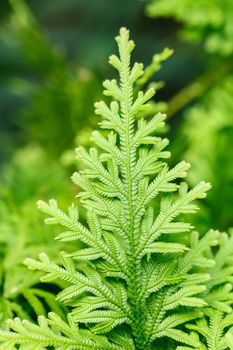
[1,27,231,350]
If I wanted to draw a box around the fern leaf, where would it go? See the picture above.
[0,27,225,350]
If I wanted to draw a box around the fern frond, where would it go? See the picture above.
[0,146,72,326]
[0,27,224,350]
[177,230,233,349]
[184,309,233,350]
[0,313,124,349]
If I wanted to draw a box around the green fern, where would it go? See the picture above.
[0,146,74,325]
[0,27,230,350]
[175,229,233,350]
[146,0,233,231]
[174,78,233,231]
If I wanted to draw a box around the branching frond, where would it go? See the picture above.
[0,27,228,350]
[0,313,126,349]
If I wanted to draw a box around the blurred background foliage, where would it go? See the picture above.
[0,0,233,325]
[147,0,233,56]
[0,145,73,324]
[146,0,233,231]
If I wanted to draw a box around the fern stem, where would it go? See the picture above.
[146,290,166,343]
[118,30,149,350]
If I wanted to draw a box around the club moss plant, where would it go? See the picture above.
[1,27,233,350]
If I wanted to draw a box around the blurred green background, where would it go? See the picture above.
[0,0,206,162]
[0,0,233,325]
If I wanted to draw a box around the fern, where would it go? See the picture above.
[0,27,229,350]
[174,78,233,231]
[146,0,233,231]
[0,146,74,325]
[177,230,233,350]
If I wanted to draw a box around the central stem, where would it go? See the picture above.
[119,35,149,350]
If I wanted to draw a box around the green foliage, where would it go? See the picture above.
[1,0,101,157]
[62,46,173,167]
[177,230,233,350]
[0,27,232,350]
[146,0,233,231]
[146,0,233,56]
[0,146,74,325]
[178,78,233,230]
